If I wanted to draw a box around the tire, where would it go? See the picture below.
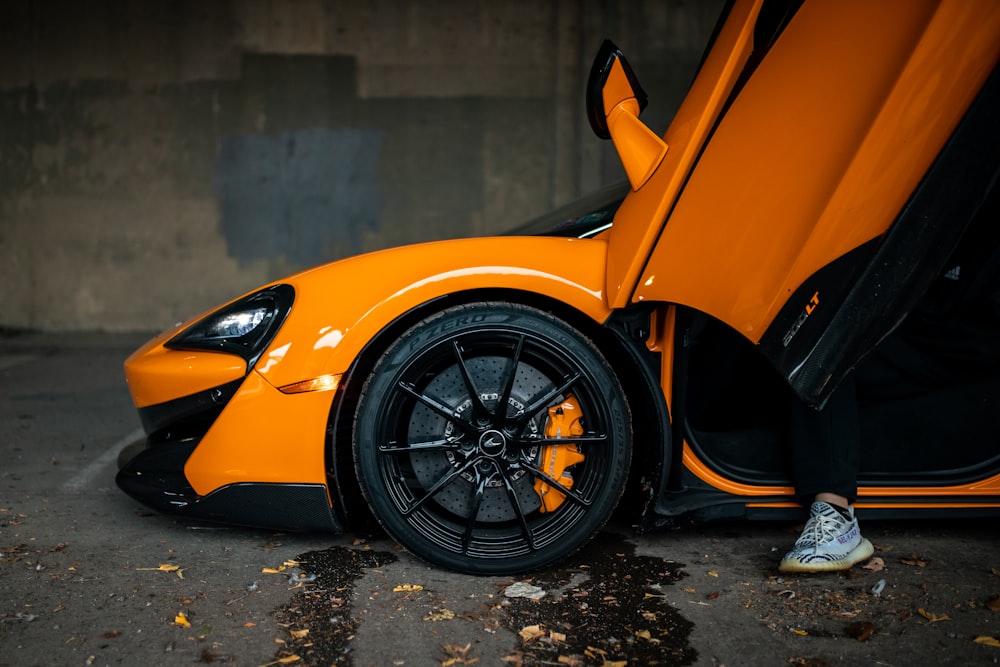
[353,302,631,574]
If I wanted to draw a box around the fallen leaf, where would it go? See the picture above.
[262,567,287,574]
[393,583,424,593]
[289,629,309,639]
[556,656,583,666]
[992,568,1000,577]
[174,612,191,628]
[900,554,927,567]
[423,609,455,622]
[707,571,718,577]
[260,653,302,667]
[974,635,1000,648]
[518,624,546,643]
[917,608,951,623]
[862,557,884,573]
[986,595,1000,612]
[790,628,808,636]
[500,651,524,665]
[440,642,478,666]
[137,563,180,573]
[635,629,651,640]
[845,621,876,641]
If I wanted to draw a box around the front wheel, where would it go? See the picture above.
[353,302,632,574]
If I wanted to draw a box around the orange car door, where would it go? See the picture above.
[605,0,1000,404]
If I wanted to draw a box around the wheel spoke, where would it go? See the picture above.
[461,468,492,554]
[377,437,459,453]
[397,381,474,435]
[495,335,525,424]
[451,341,491,421]
[516,372,582,427]
[510,432,609,449]
[399,457,477,517]
[497,466,536,551]
[524,465,593,508]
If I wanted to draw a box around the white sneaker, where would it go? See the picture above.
[779,501,874,573]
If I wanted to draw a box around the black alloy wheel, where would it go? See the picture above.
[353,302,631,574]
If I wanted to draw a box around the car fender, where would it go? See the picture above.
[253,235,612,390]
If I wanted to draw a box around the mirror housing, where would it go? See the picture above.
[586,40,669,190]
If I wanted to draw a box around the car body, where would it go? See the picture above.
[118,0,1000,574]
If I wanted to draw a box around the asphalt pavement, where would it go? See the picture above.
[2,332,998,667]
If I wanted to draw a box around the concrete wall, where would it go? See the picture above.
[0,0,722,332]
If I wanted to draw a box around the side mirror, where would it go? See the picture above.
[586,40,669,190]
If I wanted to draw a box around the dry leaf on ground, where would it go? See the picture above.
[917,608,951,623]
[440,642,478,666]
[423,609,455,622]
[900,554,928,567]
[519,624,547,643]
[393,583,424,593]
[137,563,184,578]
[861,557,884,573]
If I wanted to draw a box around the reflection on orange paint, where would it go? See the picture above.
[125,345,245,409]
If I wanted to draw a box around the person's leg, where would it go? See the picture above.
[788,375,860,505]
[780,376,873,572]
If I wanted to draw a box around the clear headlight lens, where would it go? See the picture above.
[204,308,267,339]
[166,284,294,368]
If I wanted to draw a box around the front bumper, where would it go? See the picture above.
[116,434,342,532]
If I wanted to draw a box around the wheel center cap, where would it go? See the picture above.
[478,429,507,456]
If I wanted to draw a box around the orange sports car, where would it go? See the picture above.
[118,0,1000,574]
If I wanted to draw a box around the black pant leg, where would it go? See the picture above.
[788,374,860,504]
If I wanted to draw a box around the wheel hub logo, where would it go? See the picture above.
[479,430,507,456]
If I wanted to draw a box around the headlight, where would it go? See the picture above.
[204,308,267,339]
[166,284,294,369]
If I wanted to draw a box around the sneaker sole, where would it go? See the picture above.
[778,538,875,573]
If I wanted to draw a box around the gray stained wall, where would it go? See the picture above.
[0,0,722,332]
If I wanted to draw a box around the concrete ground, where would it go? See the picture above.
[2,332,998,666]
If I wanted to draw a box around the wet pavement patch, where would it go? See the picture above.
[270,545,398,666]
[494,533,696,666]
[270,533,696,666]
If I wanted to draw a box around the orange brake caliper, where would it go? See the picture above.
[534,394,586,512]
